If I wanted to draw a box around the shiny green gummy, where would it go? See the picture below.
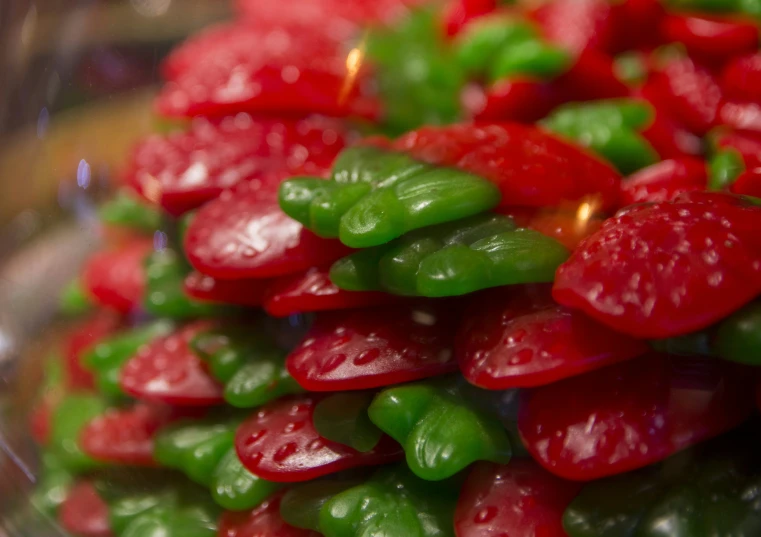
[313,393,384,453]
[144,249,233,319]
[153,417,279,511]
[280,145,501,248]
[367,9,464,135]
[191,327,302,409]
[652,301,761,365]
[59,279,93,316]
[50,394,108,472]
[30,452,73,516]
[563,431,761,537]
[709,148,745,191]
[542,99,659,174]
[368,377,512,481]
[84,320,175,398]
[99,190,161,233]
[491,39,571,81]
[330,213,568,297]
[281,465,461,537]
[106,479,221,537]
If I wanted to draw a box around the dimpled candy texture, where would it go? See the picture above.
[553,193,761,339]
[234,395,403,483]
[391,123,622,210]
[120,323,225,407]
[124,115,347,216]
[454,460,582,537]
[518,354,755,481]
[218,492,320,537]
[286,302,460,391]
[156,22,377,120]
[184,183,352,280]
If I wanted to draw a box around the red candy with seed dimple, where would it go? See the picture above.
[286,302,459,391]
[184,271,271,307]
[234,395,402,482]
[124,115,347,216]
[553,193,761,339]
[392,123,622,210]
[454,460,582,537]
[518,354,755,481]
[263,266,399,317]
[81,240,152,314]
[218,492,321,537]
[621,157,708,205]
[58,481,113,537]
[457,285,648,389]
[722,52,761,103]
[661,14,759,66]
[156,22,377,120]
[184,183,352,280]
[120,322,224,407]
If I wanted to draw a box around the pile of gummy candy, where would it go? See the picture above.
[31,0,761,535]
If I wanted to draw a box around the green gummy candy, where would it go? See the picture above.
[709,149,745,191]
[714,301,761,365]
[280,480,362,531]
[30,452,73,516]
[368,377,511,481]
[211,449,282,511]
[313,393,384,453]
[490,39,572,82]
[99,190,161,233]
[280,145,501,248]
[59,279,93,317]
[456,18,539,75]
[331,213,568,297]
[84,320,175,398]
[50,394,108,472]
[614,53,648,85]
[144,249,233,319]
[191,327,302,409]
[319,465,461,537]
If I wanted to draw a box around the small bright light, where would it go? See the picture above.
[576,202,593,222]
[131,0,171,17]
[77,159,91,189]
[340,35,367,104]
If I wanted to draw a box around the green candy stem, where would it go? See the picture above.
[490,39,572,82]
[455,17,539,76]
[191,327,302,409]
[84,320,175,398]
[280,480,363,531]
[211,449,283,512]
[99,190,162,233]
[312,393,384,453]
[59,279,93,317]
[30,452,73,516]
[280,145,501,248]
[709,149,746,191]
[368,377,511,481]
[542,99,659,174]
[49,394,108,472]
[144,249,235,319]
[330,213,568,298]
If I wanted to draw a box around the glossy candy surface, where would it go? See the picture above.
[621,157,708,205]
[183,271,270,307]
[235,395,403,482]
[58,481,113,537]
[519,354,755,480]
[330,213,569,297]
[554,193,761,339]
[457,285,649,389]
[81,240,153,314]
[286,302,459,391]
[218,492,320,537]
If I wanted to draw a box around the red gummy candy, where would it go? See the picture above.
[455,460,582,537]
[464,79,558,123]
[286,302,459,391]
[184,271,270,307]
[263,266,399,318]
[718,101,761,134]
[443,0,498,36]
[63,311,123,391]
[721,52,761,104]
[219,492,321,537]
[552,49,629,103]
[661,15,759,66]
[457,285,648,389]
[714,129,761,168]
[621,157,707,205]
[640,109,703,161]
[184,184,352,280]
[125,115,347,216]
[392,123,621,211]
[531,0,614,55]
[120,322,224,406]
[518,354,755,481]
[732,169,761,198]
[553,193,761,339]
[235,395,402,482]
[82,240,153,314]
[157,22,377,120]
[80,403,201,466]
[58,481,113,537]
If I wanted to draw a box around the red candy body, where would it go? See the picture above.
[63,311,123,391]
[82,240,152,314]
[621,157,708,205]
[58,481,113,537]
[235,395,402,482]
[518,354,755,481]
[661,15,759,66]
[286,302,459,391]
[184,271,270,307]
[218,492,321,537]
